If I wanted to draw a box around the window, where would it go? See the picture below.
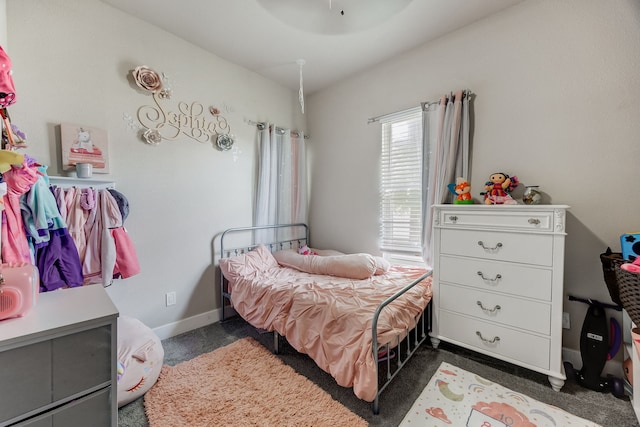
[379,107,423,257]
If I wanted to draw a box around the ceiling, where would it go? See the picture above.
[100,0,523,95]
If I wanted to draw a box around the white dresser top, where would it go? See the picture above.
[433,204,570,210]
[434,204,570,233]
[0,285,119,350]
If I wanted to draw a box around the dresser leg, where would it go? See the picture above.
[430,337,441,349]
[548,375,565,391]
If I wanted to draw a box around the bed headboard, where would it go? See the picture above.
[219,223,309,257]
[219,223,309,321]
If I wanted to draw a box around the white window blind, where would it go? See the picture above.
[379,107,423,255]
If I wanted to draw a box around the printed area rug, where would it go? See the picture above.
[400,362,601,427]
[144,337,367,427]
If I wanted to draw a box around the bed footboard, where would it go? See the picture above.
[371,270,433,415]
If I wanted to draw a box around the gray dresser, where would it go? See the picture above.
[0,285,118,426]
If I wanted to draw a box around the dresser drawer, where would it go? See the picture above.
[14,387,112,427]
[440,209,553,231]
[440,228,553,266]
[0,285,118,427]
[439,256,552,301]
[0,341,52,423]
[52,325,112,401]
[438,310,551,370]
[0,325,111,425]
[51,386,112,427]
[439,284,551,335]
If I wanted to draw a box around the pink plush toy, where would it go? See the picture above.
[298,245,317,255]
[621,257,640,274]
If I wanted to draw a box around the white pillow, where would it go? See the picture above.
[373,256,391,275]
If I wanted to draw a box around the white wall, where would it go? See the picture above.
[306,0,640,353]
[6,0,304,337]
[6,0,640,355]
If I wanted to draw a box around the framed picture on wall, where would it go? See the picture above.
[60,123,110,173]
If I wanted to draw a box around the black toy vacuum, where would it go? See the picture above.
[564,295,625,398]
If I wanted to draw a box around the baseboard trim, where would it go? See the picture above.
[152,309,221,340]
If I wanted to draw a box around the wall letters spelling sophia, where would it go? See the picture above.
[130,65,232,148]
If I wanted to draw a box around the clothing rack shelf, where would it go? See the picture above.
[48,176,115,189]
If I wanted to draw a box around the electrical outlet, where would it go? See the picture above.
[562,312,570,329]
[166,291,177,306]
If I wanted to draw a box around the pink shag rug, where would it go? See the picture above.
[144,337,368,427]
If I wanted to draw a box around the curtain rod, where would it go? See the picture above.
[247,120,310,139]
[367,89,473,124]
[367,106,421,124]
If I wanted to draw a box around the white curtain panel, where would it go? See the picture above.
[291,133,308,225]
[254,125,307,244]
[255,125,279,244]
[422,90,470,266]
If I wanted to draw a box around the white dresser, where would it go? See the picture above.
[0,285,119,426]
[430,204,569,391]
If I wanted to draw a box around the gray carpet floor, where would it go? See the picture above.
[118,317,639,426]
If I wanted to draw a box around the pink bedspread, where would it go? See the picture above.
[228,264,432,402]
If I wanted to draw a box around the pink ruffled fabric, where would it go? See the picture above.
[221,249,432,402]
[2,162,40,263]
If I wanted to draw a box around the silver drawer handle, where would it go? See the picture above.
[477,271,502,282]
[528,218,541,225]
[477,300,501,314]
[476,331,500,344]
[449,215,458,223]
[477,241,503,251]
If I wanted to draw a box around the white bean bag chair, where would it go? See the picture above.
[117,315,164,407]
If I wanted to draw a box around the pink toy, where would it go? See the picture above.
[481,172,519,205]
[298,245,317,256]
[0,263,39,321]
[621,257,640,274]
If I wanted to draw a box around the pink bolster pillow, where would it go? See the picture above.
[310,249,390,275]
[274,250,377,279]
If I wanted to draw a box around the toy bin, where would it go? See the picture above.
[601,249,624,306]
[614,258,640,326]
